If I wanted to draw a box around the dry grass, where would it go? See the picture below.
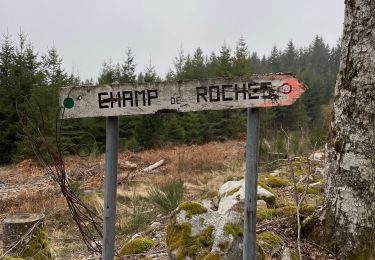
[0,141,246,258]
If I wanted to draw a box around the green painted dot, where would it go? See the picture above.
[63,97,75,109]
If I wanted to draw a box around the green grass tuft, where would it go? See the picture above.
[223,223,243,238]
[148,180,184,212]
[225,186,241,196]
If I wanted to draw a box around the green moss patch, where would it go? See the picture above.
[218,240,230,251]
[119,237,155,255]
[258,182,274,193]
[257,207,276,221]
[177,201,207,218]
[256,242,266,260]
[301,203,317,215]
[257,204,316,222]
[223,223,243,238]
[263,176,291,188]
[203,253,221,260]
[167,219,215,260]
[205,190,219,199]
[291,249,300,260]
[257,231,283,255]
[12,226,52,260]
[258,194,276,207]
[225,186,241,196]
[225,175,243,182]
[296,185,321,195]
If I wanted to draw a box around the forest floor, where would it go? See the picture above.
[0,141,336,259]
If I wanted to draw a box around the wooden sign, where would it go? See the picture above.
[59,73,305,119]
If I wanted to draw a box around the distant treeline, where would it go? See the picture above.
[0,34,340,164]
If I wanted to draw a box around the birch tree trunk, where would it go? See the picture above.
[323,0,375,258]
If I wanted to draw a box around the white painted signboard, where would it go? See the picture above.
[59,73,305,119]
[59,73,306,260]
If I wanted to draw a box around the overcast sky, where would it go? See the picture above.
[1,0,345,81]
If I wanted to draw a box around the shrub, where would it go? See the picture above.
[148,180,184,212]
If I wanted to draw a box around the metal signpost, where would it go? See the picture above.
[60,73,305,260]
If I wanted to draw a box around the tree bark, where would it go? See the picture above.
[323,0,375,258]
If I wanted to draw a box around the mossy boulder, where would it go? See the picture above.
[118,237,155,256]
[167,179,276,259]
[167,198,245,260]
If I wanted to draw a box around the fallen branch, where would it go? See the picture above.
[143,160,165,172]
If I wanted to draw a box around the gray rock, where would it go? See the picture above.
[280,246,292,260]
[218,179,275,213]
[124,161,137,169]
[270,170,280,176]
[167,179,276,259]
[309,150,325,160]
[257,200,267,207]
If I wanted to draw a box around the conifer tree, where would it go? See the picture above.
[189,47,206,79]
[173,45,185,80]
[217,42,233,77]
[119,47,136,83]
[98,60,118,84]
[233,37,251,76]
[41,47,68,86]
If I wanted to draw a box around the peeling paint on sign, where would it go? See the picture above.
[59,73,306,119]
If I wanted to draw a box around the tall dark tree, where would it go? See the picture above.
[206,52,218,77]
[136,60,164,148]
[281,41,297,72]
[249,52,261,74]
[269,46,281,72]
[0,34,17,164]
[0,34,45,163]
